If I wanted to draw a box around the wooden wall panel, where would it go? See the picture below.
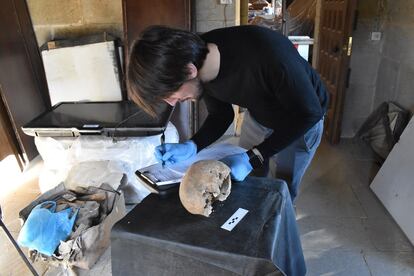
[0,0,49,161]
[123,0,191,52]
[123,0,194,140]
[0,92,23,169]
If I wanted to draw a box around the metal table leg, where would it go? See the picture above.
[0,206,39,276]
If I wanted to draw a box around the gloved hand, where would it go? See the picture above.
[220,152,253,182]
[154,140,197,166]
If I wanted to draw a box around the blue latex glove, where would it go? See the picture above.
[220,152,253,182]
[154,140,197,166]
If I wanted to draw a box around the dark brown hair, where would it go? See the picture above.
[127,25,209,116]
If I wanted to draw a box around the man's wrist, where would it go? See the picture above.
[185,140,198,155]
[246,148,264,168]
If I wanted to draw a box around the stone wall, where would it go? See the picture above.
[196,0,240,33]
[26,0,123,46]
[342,0,414,137]
[27,0,240,46]
[374,1,414,112]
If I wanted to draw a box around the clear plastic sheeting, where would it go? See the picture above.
[249,0,316,37]
[35,122,179,203]
[286,0,316,36]
[65,161,127,192]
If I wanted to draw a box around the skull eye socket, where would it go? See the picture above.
[203,193,213,209]
[220,175,230,196]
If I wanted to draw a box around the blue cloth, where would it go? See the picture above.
[220,152,252,181]
[240,110,324,202]
[154,140,197,165]
[17,201,78,256]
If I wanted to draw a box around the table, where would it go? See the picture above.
[111,176,306,276]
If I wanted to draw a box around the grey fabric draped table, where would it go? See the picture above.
[111,176,306,276]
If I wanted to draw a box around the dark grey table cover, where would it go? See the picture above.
[111,176,306,276]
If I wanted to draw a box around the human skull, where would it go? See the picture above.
[179,160,231,217]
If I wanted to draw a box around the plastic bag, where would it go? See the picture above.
[17,201,78,256]
[35,122,179,202]
[64,160,126,191]
[357,102,411,161]
[19,184,126,270]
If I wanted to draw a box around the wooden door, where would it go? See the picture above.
[123,0,192,56]
[122,0,195,141]
[317,0,357,144]
[0,92,24,170]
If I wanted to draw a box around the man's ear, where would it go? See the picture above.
[187,63,198,79]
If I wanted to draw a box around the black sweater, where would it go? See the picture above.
[191,25,328,159]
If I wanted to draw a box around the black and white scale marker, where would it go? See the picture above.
[220,208,249,231]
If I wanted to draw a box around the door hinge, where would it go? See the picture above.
[346,68,351,88]
[347,37,353,56]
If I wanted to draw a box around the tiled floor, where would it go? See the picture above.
[296,139,414,276]
[0,156,49,276]
[1,138,413,275]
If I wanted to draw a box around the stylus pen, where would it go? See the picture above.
[161,130,166,168]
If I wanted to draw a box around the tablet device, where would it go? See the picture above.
[135,170,180,198]
[22,101,174,137]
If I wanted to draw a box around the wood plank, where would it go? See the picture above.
[371,117,414,245]
[0,0,49,161]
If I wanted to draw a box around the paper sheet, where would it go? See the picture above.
[139,163,183,185]
[137,143,245,186]
[42,41,123,106]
